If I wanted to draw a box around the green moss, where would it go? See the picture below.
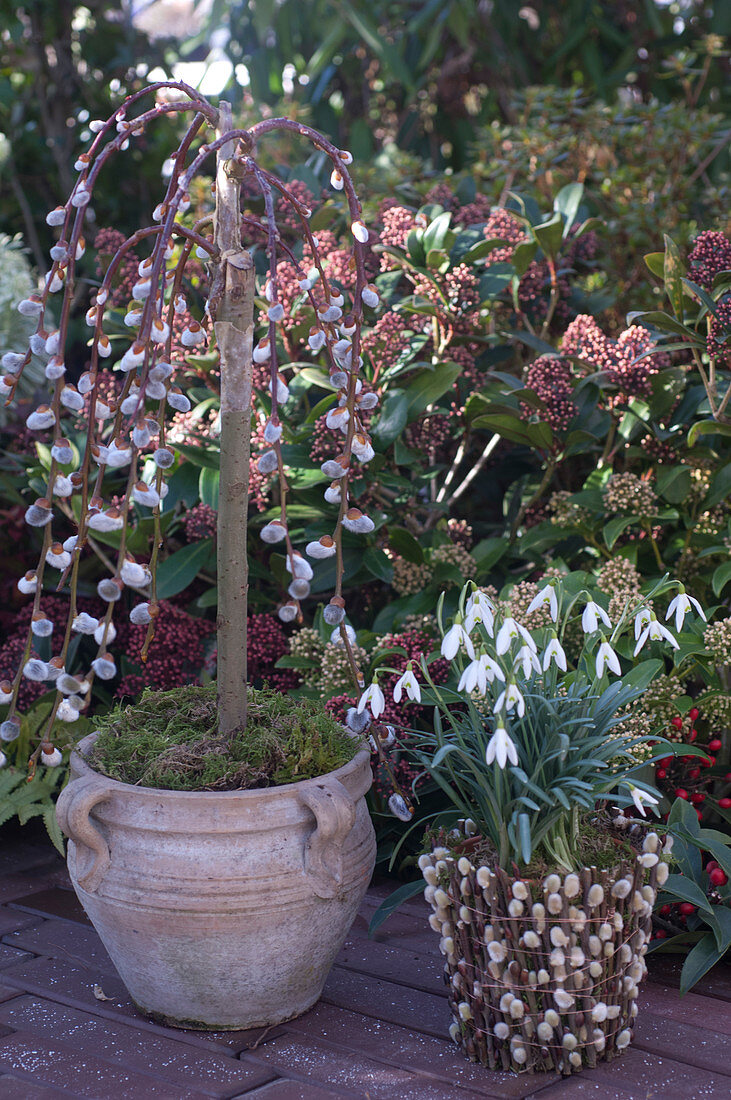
[85,684,361,791]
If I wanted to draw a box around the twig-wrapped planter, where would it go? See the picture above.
[420,832,670,1074]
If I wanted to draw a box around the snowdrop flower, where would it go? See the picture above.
[494,682,525,718]
[393,664,421,704]
[527,584,558,622]
[666,590,706,632]
[464,601,494,637]
[582,601,611,634]
[441,623,475,661]
[496,617,536,655]
[626,785,660,818]
[514,645,541,678]
[485,726,519,769]
[634,607,652,638]
[357,681,385,719]
[542,636,567,672]
[634,615,679,655]
[595,640,621,678]
[458,657,487,696]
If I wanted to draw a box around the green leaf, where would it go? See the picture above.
[422,211,452,253]
[156,539,213,599]
[404,362,462,415]
[662,874,714,915]
[629,311,698,339]
[645,252,665,278]
[198,467,219,510]
[512,240,538,277]
[656,464,691,504]
[680,933,724,995]
[372,390,409,447]
[368,879,426,937]
[471,537,507,572]
[479,264,514,299]
[663,234,685,322]
[603,515,638,550]
[518,813,532,865]
[388,527,424,564]
[688,419,731,446]
[712,561,731,598]
[532,212,564,258]
[705,462,731,508]
[553,183,584,238]
[363,547,393,583]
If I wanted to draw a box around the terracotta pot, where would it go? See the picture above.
[421,828,669,1074]
[57,731,375,1029]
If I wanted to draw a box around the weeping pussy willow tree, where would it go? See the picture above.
[0,82,380,771]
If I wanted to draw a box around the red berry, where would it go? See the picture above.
[654,929,668,940]
[725,773,731,782]
[660,904,671,916]
[706,861,719,872]
[708,739,723,753]
[697,808,704,820]
[679,902,696,916]
[689,707,699,721]
[709,868,728,887]
[719,797,731,809]
[656,768,667,780]
[671,716,683,730]
[701,756,715,768]
[674,788,688,800]
[688,768,701,780]
[688,729,698,743]
[660,756,673,768]
[690,792,706,804]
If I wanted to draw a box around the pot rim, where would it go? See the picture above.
[71,729,371,802]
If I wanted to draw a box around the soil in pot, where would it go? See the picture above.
[85,683,361,790]
[421,819,670,1075]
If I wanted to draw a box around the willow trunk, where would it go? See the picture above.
[212,102,255,736]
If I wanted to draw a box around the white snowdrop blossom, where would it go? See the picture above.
[357,681,385,719]
[634,615,679,655]
[393,664,421,704]
[514,645,541,679]
[626,785,660,818]
[542,636,567,672]
[494,682,525,718]
[634,607,652,639]
[582,601,611,634]
[485,726,519,769]
[527,585,558,622]
[666,592,706,632]
[595,640,621,678]
[496,618,536,655]
[441,623,475,661]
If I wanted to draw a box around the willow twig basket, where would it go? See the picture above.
[421,831,669,1074]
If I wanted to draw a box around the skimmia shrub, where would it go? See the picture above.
[359,576,709,871]
[0,82,383,772]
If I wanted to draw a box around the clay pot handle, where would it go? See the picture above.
[56,773,111,893]
[299,776,356,899]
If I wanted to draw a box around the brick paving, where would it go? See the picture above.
[0,827,730,1099]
